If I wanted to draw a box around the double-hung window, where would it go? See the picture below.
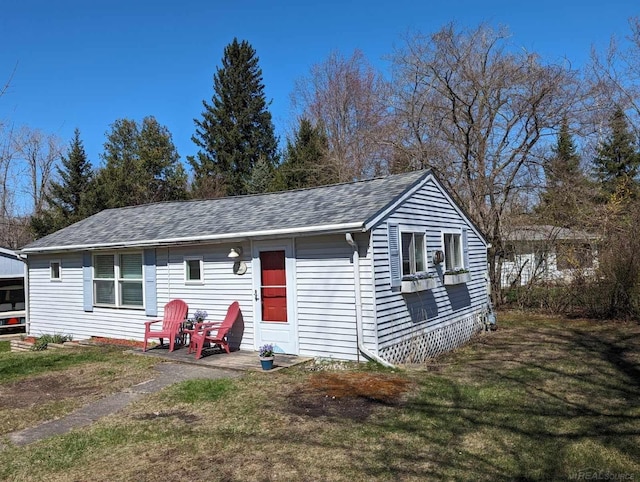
[93,253,143,308]
[443,232,464,272]
[401,232,426,276]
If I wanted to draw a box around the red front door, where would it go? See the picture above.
[260,250,287,322]
[254,241,297,354]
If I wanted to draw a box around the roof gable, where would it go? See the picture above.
[22,170,430,253]
[363,171,488,247]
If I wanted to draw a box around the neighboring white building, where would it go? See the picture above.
[0,247,26,333]
[500,225,598,289]
[20,170,490,364]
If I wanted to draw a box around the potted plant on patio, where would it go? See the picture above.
[258,343,275,370]
[193,309,208,323]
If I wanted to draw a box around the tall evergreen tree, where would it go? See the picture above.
[189,38,278,197]
[545,120,582,189]
[97,118,139,209]
[593,107,640,199]
[245,155,275,194]
[539,120,588,226]
[273,118,331,191]
[30,128,93,238]
[137,117,188,203]
[90,116,187,211]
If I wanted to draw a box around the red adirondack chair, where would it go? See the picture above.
[143,299,188,352]
[189,301,240,359]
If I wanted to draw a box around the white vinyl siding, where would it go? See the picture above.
[29,253,145,340]
[373,174,488,350]
[30,239,375,357]
[295,233,374,361]
[161,245,254,350]
[27,244,254,347]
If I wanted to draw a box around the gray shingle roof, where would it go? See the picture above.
[22,170,429,252]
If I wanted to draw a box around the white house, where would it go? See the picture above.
[19,170,490,364]
[500,225,598,288]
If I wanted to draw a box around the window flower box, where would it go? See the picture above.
[443,271,472,285]
[401,275,437,293]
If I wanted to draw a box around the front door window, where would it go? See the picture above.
[260,250,287,322]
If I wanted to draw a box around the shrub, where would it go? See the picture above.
[30,333,74,351]
[503,283,572,314]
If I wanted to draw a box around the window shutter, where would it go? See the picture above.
[388,223,401,288]
[462,228,470,269]
[82,252,93,312]
[144,249,157,317]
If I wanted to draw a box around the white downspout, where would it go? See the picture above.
[346,233,395,368]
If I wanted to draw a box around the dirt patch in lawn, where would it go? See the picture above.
[0,373,100,407]
[0,356,159,410]
[287,371,412,421]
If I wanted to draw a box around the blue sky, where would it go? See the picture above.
[1,0,638,171]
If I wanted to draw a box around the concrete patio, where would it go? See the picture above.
[131,344,312,372]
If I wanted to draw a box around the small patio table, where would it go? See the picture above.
[180,321,196,347]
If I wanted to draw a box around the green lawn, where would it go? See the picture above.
[1,312,639,481]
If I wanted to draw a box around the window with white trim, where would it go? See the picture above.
[184,257,203,283]
[401,232,426,276]
[443,232,464,272]
[50,260,61,281]
[93,253,143,308]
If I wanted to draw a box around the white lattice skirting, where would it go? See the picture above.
[379,309,487,364]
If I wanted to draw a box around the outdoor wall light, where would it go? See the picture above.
[228,246,247,275]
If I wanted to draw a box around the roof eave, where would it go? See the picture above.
[19,221,366,255]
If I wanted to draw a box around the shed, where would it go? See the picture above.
[20,170,490,364]
[0,247,26,332]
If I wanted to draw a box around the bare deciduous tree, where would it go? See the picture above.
[291,49,393,182]
[13,127,63,216]
[588,17,640,137]
[0,65,29,248]
[390,24,583,302]
[0,124,17,219]
[0,63,17,101]
[0,124,25,247]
